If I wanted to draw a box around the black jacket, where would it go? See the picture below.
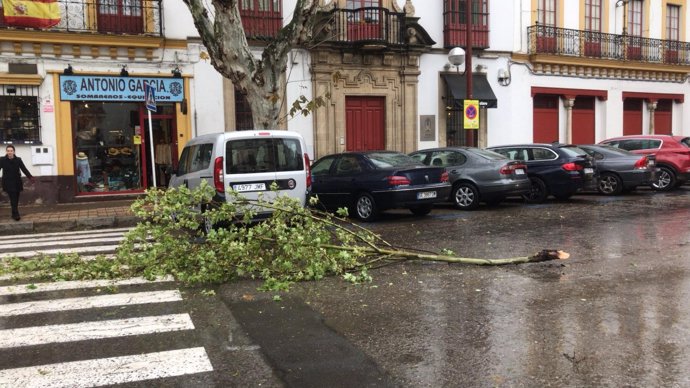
[0,156,33,192]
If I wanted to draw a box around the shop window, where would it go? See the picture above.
[73,101,142,193]
[1,93,41,145]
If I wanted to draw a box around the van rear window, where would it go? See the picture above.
[226,138,304,173]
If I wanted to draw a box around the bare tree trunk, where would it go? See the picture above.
[181,0,320,129]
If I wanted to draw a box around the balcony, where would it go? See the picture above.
[323,7,406,47]
[0,0,161,36]
[528,25,690,66]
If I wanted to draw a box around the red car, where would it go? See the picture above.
[599,135,690,191]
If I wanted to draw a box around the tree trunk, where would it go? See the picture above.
[181,0,320,129]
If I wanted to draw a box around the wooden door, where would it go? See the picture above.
[572,97,595,144]
[623,98,643,136]
[533,94,559,143]
[654,100,673,135]
[346,96,385,151]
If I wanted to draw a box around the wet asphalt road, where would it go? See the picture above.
[220,187,690,387]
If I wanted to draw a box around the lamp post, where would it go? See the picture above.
[464,0,473,101]
[447,0,474,145]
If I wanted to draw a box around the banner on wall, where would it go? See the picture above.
[2,0,61,28]
[463,100,479,130]
[59,75,185,102]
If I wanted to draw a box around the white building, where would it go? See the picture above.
[1,0,688,203]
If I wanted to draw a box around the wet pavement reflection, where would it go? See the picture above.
[223,188,690,387]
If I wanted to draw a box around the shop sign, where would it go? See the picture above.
[59,75,184,102]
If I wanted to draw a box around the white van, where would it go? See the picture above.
[169,130,311,216]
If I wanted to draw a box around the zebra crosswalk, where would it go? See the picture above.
[0,227,132,260]
[0,277,215,387]
[0,228,219,388]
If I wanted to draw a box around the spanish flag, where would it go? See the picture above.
[2,0,61,28]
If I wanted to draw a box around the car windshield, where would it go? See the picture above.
[680,138,690,148]
[470,148,507,160]
[559,146,588,157]
[366,152,420,168]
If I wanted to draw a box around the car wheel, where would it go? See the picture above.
[353,193,378,222]
[598,172,623,195]
[651,167,676,191]
[523,177,548,203]
[409,205,433,216]
[452,183,480,210]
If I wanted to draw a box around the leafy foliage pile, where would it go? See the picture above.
[1,183,379,290]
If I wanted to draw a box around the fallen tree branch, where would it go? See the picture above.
[316,243,570,266]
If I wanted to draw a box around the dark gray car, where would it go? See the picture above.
[578,144,657,195]
[409,147,531,210]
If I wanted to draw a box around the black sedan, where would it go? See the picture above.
[310,151,451,221]
[578,144,657,195]
[409,147,531,210]
[488,143,597,203]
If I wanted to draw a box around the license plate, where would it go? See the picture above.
[515,169,525,175]
[232,183,266,192]
[584,168,594,174]
[417,191,437,200]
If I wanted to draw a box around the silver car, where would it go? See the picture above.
[578,144,657,195]
[409,147,531,210]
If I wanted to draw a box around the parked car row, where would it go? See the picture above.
[309,135,688,221]
[169,131,687,224]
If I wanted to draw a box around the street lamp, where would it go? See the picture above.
[448,47,465,73]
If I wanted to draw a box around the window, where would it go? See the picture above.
[97,0,144,34]
[1,92,41,145]
[628,0,643,36]
[665,4,680,63]
[537,0,556,26]
[234,89,253,131]
[532,148,558,161]
[585,0,601,32]
[177,143,213,175]
[226,138,303,174]
[312,155,336,176]
[239,0,282,39]
[443,0,490,48]
[666,4,679,40]
[346,0,379,8]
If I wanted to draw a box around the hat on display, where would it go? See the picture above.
[76,152,88,160]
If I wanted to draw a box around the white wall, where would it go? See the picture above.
[285,49,315,159]
[163,0,199,39]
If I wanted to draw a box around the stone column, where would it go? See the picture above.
[563,96,576,144]
[647,100,658,135]
[478,106,487,148]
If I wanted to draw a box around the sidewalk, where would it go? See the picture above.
[0,199,139,235]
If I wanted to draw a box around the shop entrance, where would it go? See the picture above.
[137,105,178,188]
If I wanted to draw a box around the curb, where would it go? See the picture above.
[0,216,140,235]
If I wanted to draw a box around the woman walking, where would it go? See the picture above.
[0,145,34,221]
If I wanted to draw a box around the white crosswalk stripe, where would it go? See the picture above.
[0,227,135,260]
[0,275,215,386]
[0,347,214,388]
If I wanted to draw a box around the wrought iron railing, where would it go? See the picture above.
[325,7,406,46]
[0,0,161,36]
[528,24,690,65]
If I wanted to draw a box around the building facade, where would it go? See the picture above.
[0,0,222,203]
[3,0,690,204]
